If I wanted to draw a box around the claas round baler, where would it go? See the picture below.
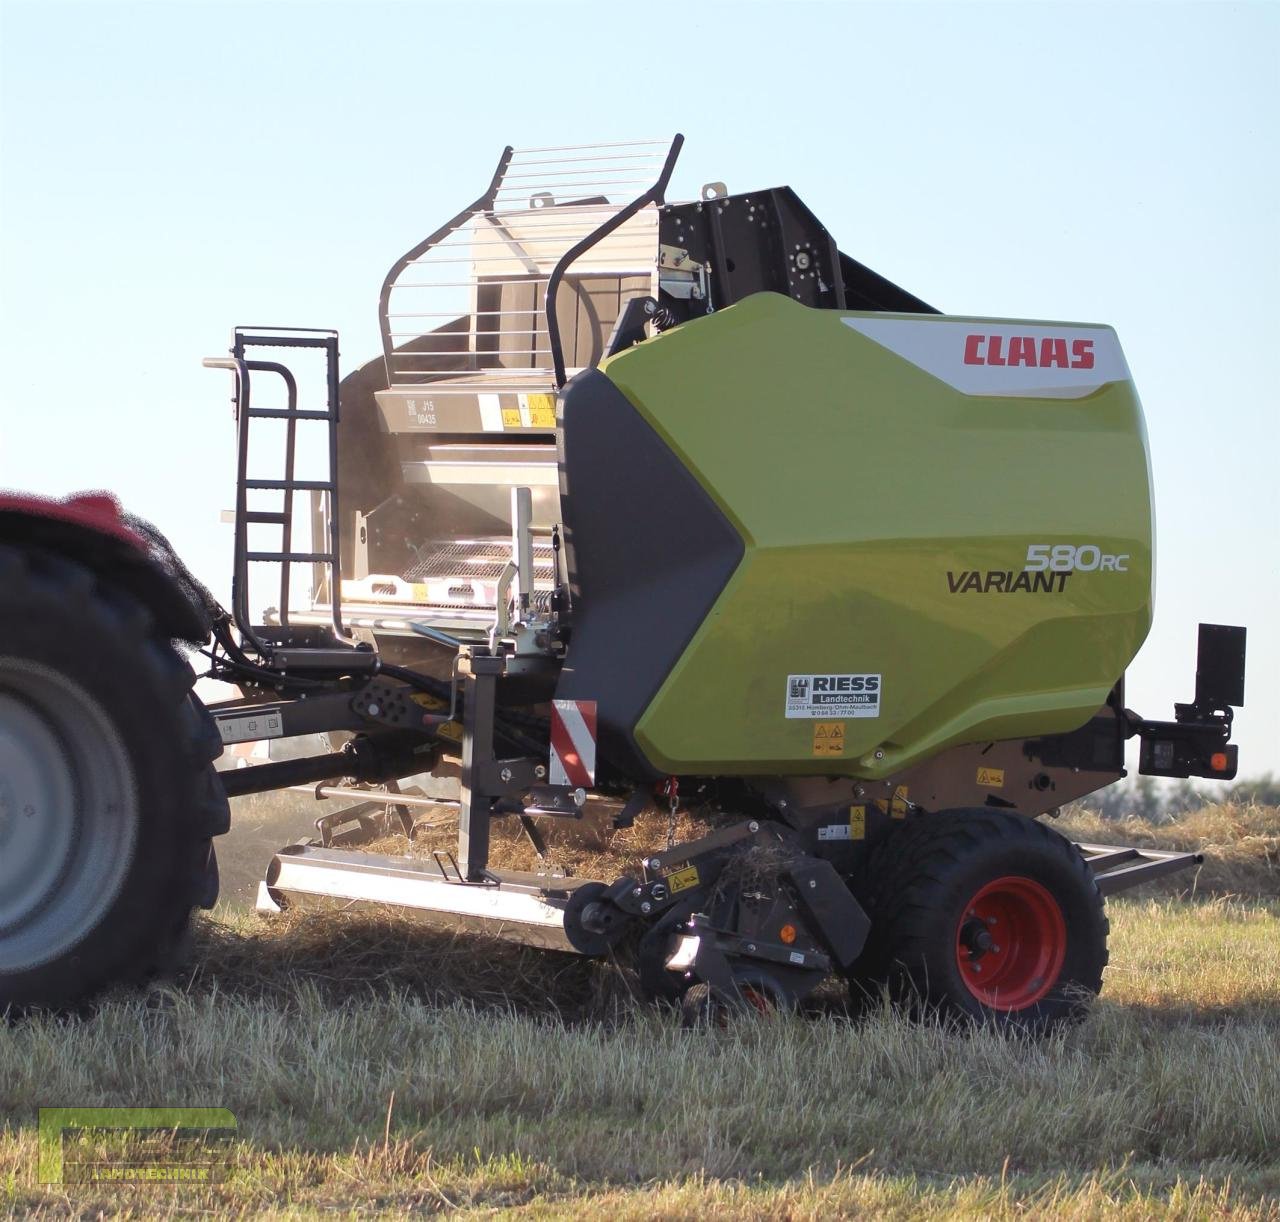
[0,136,1246,1028]
[557,292,1154,782]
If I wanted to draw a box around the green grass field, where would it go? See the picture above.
[2,798,1277,1218]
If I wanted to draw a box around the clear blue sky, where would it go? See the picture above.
[1,0,1276,775]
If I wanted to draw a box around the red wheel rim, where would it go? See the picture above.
[741,985,773,1015]
[955,875,1066,1010]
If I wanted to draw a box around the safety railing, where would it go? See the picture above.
[377,138,681,393]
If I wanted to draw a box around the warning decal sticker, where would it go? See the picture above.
[786,674,881,719]
[550,700,597,788]
[521,392,557,429]
[216,710,283,744]
[812,722,846,757]
[667,865,700,894]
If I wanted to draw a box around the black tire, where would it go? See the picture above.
[679,974,789,1029]
[848,810,1108,1033]
[679,983,723,1028]
[0,546,229,1011]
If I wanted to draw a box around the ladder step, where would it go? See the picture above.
[247,408,333,420]
[244,511,291,525]
[238,333,336,349]
[247,551,335,563]
[245,479,334,491]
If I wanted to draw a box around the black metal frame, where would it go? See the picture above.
[218,635,1220,1014]
[1077,842,1205,896]
[457,650,501,879]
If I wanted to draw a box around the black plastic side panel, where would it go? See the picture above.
[1194,623,1246,710]
[555,369,745,778]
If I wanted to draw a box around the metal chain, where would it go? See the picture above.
[664,778,679,849]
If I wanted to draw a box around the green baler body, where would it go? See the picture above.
[591,293,1153,779]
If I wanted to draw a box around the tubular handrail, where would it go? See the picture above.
[376,147,514,381]
[203,354,269,657]
[545,134,684,387]
[377,140,676,392]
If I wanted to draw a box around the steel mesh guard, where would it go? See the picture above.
[401,539,556,586]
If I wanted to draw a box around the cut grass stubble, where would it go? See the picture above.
[1,795,1276,1216]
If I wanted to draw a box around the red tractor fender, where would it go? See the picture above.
[0,492,211,643]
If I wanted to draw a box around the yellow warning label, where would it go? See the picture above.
[667,865,700,894]
[436,720,463,745]
[849,804,866,839]
[410,692,461,743]
[977,767,1005,788]
[891,785,910,819]
[500,406,522,430]
[812,722,846,757]
[526,393,557,429]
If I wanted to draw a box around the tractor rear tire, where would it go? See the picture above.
[849,810,1108,1033]
[0,546,228,1012]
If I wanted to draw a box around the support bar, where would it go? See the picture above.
[261,847,598,953]
[1077,842,1204,896]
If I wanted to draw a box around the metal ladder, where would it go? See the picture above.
[204,327,346,658]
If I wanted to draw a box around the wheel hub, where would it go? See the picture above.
[958,915,996,958]
[0,660,138,973]
[955,875,1067,1010]
[0,695,79,937]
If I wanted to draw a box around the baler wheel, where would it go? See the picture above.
[0,547,228,1012]
[680,975,788,1029]
[848,810,1108,1033]
[955,875,1066,1009]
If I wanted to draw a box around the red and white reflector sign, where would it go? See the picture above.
[550,699,597,789]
